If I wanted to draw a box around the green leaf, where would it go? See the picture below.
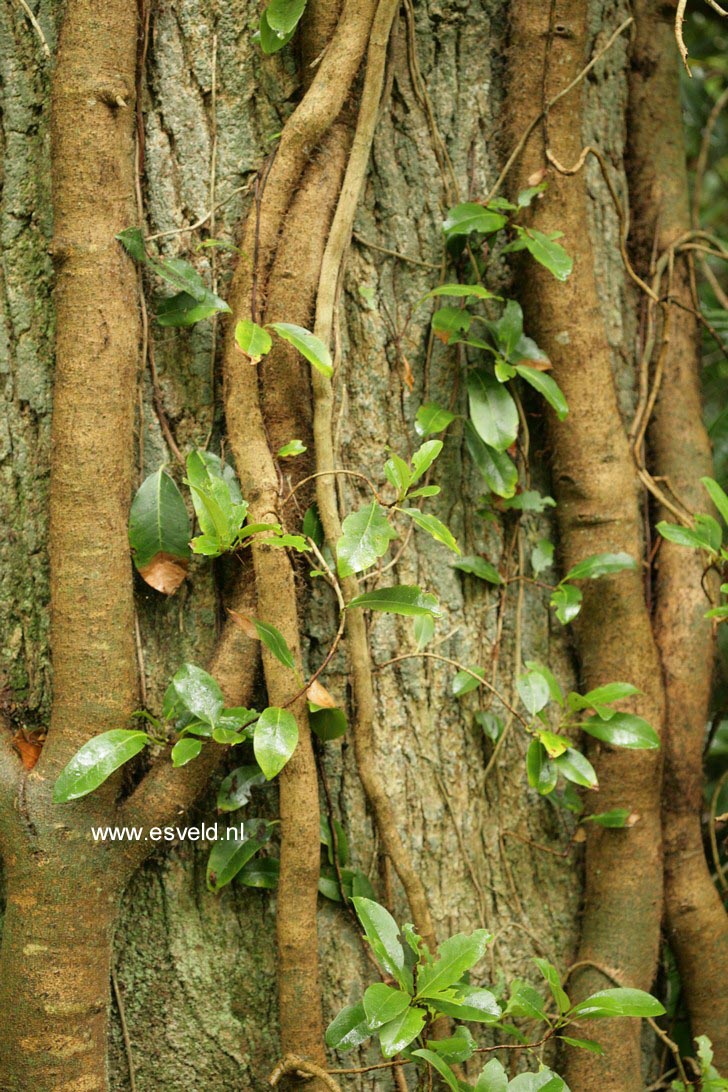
[309,706,347,741]
[532,538,555,575]
[415,402,457,437]
[550,583,583,624]
[116,227,146,261]
[506,981,548,1021]
[325,1002,371,1052]
[657,516,722,554]
[515,365,568,420]
[517,670,550,715]
[128,469,191,593]
[53,730,149,802]
[171,737,202,767]
[452,555,502,584]
[259,8,297,52]
[235,319,272,361]
[526,739,558,795]
[251,620,296,671]
[569,682,640,715]
[443,203,508,239]
[265,0,307,35]
[467,369,519,452]
[320,814,348,868]
[533,957,570,1014]
[423,283,499,302]
[501,490,556,512]
[553,747,598,789]
[509,226,573,281]
[185,449,247,552]
[384,453,413,498]
[524,660,564,706]
[558,1035,604,1055]
[411,1050,460,1091]
[475,1058,508,1092]
[432,306,472,343]
[581,712,659,750]
[254,707,299,779]
[465,421,518,498]
[410,439,444,483]
[701,476,728,525]
[431,984,501,1023]
[413,613,435,649]
[416,929,491,998]
[536,729,569,758]
[475,710,504,742]
[155,289,230,327]
[268,322,333,377]
[563,551,637,582]
[206,818,275,892]
[171,663,225,725]
[302,504,323,546]
[517,182,548,207]
[583,808,632,828]
[337,502,397,577]
[509,1070,567,1091]
[277,439,307,458]
[217,765,266,812]
[363,984,412,1030]
[351,897,408,988]
[423,1026,476,1064]
[378,1007,426,1057]
[570,987,665,1019]
[452,666,486,697]
[403,509,460,554]
[239,856,279,888]
[347,585,441,618]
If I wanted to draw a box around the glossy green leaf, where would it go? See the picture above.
[278,439,306,458]
[465,421,518,498]
[508,226,573,281]
[378,1006,426,1057]
[432,306,472,343]
[155,290,230,327]
[563,551,637,582]
[553,747,598,788]
[657,516,722,554]
[384,452,412,498]
[509,1070,567,1091]
[254,707,299,779]
[53,730,149,802]
[217,765,266,812]
[581,712,659,750]
[531,538,555,575]
[413,613,435,649]
[533,957,570,1014]
[423,1026,476,1064]
[252,620,295,671]
[431,984,501,1023]
[475,1058,508,1092]
[416,929,491,998]
[410,440,443,483]
[550,583,583,624]
[337,502,397,578]
[501,490,556,512]
[515,365,568,420]
[411,1050,460,1092]
[259,9,297,52]
[309,706,347,741]
[524,660,564,706]
[239,856,279,888]
[206,819,275,892]
[558,1035,604,1055]
[536,730,569,758]
[569,987,665,1019]
[452,665,486,696]
[526,739,558,795]
[351,897,408,988]
[128,469,191,592]
[403,509,460,553]
[517,670,550,715]
[325,1002,371,1052]
[265,0,307,35]
[423,283,499,302]
[475,710,504,742]
[468,369,519,452]
[268,322,333,377]
[701,476,728,525]
[170,663,224,725]
[443,203,508,239]
[452,555,502,584]
[568,682,640,716]
[363,984,412,1030]
[583,808,632,828]
[171,737,202,767]
[116,229,231,323]
[347,585,441,618]
[415,402,457,437]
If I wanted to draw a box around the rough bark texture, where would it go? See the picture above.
[0,0,686,1088]
[507,2,664,1087]
[628,0,728,1065]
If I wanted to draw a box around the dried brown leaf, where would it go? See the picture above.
[138,552,188,595]
[227,609,259,640]
[306,679,336,708]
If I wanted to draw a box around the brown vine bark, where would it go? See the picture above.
[628,0,728,1065]
[0,5,260,1088]
[507,4,665,1087]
